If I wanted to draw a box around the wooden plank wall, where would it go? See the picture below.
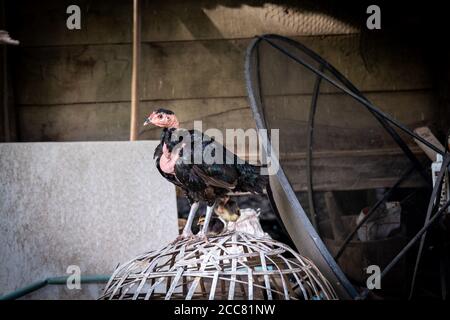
[11,0,442,190]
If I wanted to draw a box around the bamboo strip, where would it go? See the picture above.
[100,231,338,300]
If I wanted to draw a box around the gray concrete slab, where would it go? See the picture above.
[0,141,178,299]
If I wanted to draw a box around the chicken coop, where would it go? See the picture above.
[1,0,450,301]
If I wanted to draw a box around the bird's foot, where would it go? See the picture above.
[171,233,195,245]
[192,232,210,244]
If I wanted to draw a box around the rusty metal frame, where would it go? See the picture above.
[245,34,446,299]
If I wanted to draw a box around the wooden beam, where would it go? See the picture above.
[14,37,432,105]
[413,126,444,161]
[130,0,141,141]
[17,91,436,145]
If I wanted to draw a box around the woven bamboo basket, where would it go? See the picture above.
[99,231,338,300]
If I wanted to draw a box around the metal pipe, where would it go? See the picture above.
[245,37,359,299]
[409,153,450,298]
[358,197,450,299]
[306,67,323,231]
[261,36,444,157]
[0,275,110,300]
[259,35,431,187]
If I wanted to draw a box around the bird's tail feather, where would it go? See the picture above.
[237,164,269,194]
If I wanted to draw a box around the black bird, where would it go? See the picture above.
[214,197,241,225]
[197,197,241,236]
[197,215,226,236]
[144,108,268,241]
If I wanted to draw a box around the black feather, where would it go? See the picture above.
[156,108,174,115]
[154,121,268,205]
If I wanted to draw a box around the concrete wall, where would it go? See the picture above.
[0,141,178,299]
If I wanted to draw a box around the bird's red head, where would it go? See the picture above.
[144,108,179,128]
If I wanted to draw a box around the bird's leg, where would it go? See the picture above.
[196,201,217,241]
[172,202,199,244]
[217,216,228,234]
[183,202,199,236]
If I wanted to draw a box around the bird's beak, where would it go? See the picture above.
[144,112,157,126]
